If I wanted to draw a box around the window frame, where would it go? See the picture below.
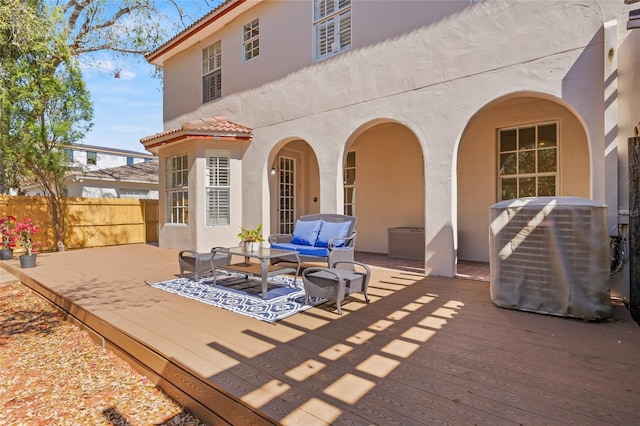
[497,121,559,201]
[343,151,356,216]
[243,18,260,62]
[202,40,222,103]
[205,150,231,227]
[86,151,97,166]
[165,153,189,224]
[313,0,352,62]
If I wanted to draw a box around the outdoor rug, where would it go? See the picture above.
[147,272,325,323]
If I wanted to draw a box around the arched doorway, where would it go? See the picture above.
[268,139,320,234]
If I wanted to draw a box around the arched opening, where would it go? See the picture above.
[347,121,425,257]
[457,94,591,263]
[268,139,320,235]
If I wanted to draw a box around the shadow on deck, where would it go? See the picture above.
[1,245,638,425]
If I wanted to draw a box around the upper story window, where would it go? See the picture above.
[498,122,558,201]
[165,153,189,224]
[313,0,351,61]
[86,151,97,166]
[64,148,73,162]
[243,18,260,61]
[202,41,222,103]
[126,156,134,166]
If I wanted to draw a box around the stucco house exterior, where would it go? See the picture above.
[141,0,640,298]
[22,145,158,199]
[63,159,159,199]
[65,144,155,172]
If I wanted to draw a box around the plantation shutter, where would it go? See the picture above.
[206,152,230,226]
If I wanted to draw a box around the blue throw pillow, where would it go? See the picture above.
[315,220,351,247]
[291,220,322,246]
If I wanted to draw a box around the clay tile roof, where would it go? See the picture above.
[140,116,253,147]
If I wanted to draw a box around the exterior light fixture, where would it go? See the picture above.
[271,167,276,175]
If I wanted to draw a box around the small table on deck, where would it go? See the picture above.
[211,246,301,299]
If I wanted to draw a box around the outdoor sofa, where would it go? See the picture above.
[268,214,357,267]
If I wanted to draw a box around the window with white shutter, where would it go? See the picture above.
[313,0,351,61]
[202,41,222,103]
[206,151,231,226]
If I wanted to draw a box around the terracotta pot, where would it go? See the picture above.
[19,254,37,268]
[0,248,13,260]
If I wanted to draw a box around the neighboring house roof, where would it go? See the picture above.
[146,0,247,65]
[69,159,159,184]
[66,143,155,159]
[140,116,253,151]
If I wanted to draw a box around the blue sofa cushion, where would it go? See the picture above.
[290,219,322,246]
[316,220,351,247]
[270,243,330,258]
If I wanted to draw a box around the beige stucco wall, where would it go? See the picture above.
[157,139,249,252]
[152,0,640,280]
[161,0,470,125]
[351,122,425,253]
[457,96,590,262]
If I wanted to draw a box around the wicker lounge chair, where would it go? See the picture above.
[302,260,371,314]
[178,247,231,280]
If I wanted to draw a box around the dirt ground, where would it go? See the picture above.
[0,280,206,425]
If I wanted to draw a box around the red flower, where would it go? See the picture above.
[14,218,40,255]
[0,216,17,250]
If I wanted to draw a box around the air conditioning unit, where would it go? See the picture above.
[489,196,611,320]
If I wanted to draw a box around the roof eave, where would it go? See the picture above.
[146,0,256,66]
[141,131,253,153]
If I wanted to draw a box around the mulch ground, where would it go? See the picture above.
[0,280,206,425]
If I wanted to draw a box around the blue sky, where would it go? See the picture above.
[81,60,163,153]
[78,2,221,153]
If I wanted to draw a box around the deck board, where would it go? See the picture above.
[2,244,640,425]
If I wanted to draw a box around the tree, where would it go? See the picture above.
[1,0,219,250]
[0,0,93,250]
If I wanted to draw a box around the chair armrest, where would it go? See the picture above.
[268,233,293,244]
[330,260,371,276]
[179,250,198,259]
[210,247,231,264]
[328,231,357,250]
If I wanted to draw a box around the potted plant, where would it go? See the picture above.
[237,224,264,252]
[15,217,40,268]
[0,215,16,260]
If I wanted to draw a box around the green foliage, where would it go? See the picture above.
[0,0,220,247]
[0,0,92,247]
[237,224,265,243]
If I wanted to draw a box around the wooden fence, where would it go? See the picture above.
[0,196,159,253]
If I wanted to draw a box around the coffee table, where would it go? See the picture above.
[211,246,301,299]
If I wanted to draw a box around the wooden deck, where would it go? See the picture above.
[1,244,639,425]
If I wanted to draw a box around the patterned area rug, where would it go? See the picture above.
[147,273,325,323]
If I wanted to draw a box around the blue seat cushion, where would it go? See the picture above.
[290,219,322,246]
[316,220,351,247]
[270,243,330,258]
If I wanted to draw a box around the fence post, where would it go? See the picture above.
[628,137,640,324]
